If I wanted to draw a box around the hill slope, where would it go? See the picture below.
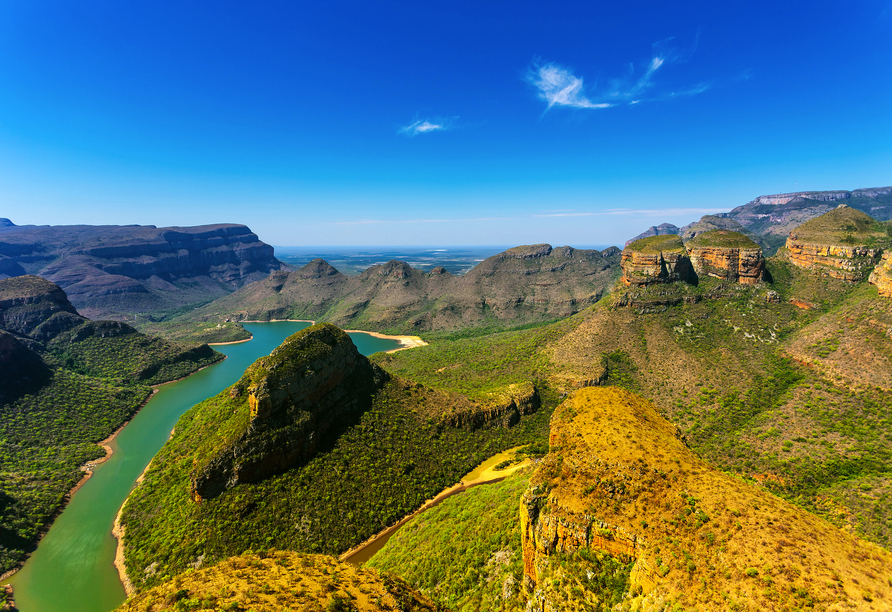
[0,276,223,576]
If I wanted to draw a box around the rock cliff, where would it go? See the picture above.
[519,387,892,611]
[686,230,764,284]
[190,323,388,501]
[869,251,892,297]
[0,222,285,318]
[620,235,693,286]
[0,275,86,341]
[785,206,889,281]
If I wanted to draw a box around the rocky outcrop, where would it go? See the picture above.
[0,222,285,317]
[784,206,888,281]
[519,386,892,611]
[869,251,892,297]
[687,231,764,284]
[190,324,388,501]
[441,382,540,430]
[620,235,693,286]
[0,275,84,339]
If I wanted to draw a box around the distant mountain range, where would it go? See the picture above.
[0,222,285,319]
[626,186,892,253]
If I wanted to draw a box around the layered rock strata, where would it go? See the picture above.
[519,387,892,611]
[869,251,892,297]
[784,206,888,281]
[687,230,764,284]
[620,235,693,286]
[189,323,388,501]
[441,382,540,430]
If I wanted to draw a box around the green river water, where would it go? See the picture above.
[7,322,402,612]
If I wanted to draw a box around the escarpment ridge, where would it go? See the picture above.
[0,222,285,319]
[520,387,892,611]
[177,243,622,335]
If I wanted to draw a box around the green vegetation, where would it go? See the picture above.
[367,472,531,611]
[625,234,686,254]
[120,376,556,590]
[792,205,892,247]
[0,319,222,576]
[686,230,760,249]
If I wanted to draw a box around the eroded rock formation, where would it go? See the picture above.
[784,206,888,281]
[189,323,388,501]
[620,235,693,286]
[869,251,892,297]
[687,231,764,284]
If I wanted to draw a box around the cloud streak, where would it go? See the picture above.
[527,36,708,112]
[398,117,454,136]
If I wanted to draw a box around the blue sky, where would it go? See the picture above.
[1,1,890,246]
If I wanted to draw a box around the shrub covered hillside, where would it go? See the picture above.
[0,276,223,576]
[367,472,533,612]
[119,324,554,591]
[114,551,440,612]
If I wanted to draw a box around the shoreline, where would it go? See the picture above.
[0,357,225,584]
[208,335,253,345]
[236,319,429,352]
[339,451,530,564]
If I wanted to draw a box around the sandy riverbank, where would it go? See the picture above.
[208,335,253,345]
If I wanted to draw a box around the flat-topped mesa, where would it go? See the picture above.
[869,251,892,297]
[785,205,889,281]
[687,230,764,284]
[519,387,892,610]
[620,235,694,286]
[189,323,387,501]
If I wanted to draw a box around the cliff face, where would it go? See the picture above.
[519,387,892,611]
[190,324,387,501]
[869,251,892,297]
[620,235,693,287]
[784,206,889,281]
[186,244,623,334]
[0,223,285,318]
[0,275,85,341]
[786,241,882,281]
[686,231,765,284]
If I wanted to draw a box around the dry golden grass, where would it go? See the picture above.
[532,387,892,611]
[114,551,439,612]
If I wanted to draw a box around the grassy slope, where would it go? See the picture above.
[686,229,760,249]
[120,374,555,591]
[367,472,532,612]
[0,328,222,575]
[114,551,439,612]
[625,234,686,254]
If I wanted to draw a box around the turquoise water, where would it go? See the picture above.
[7,322,401,612]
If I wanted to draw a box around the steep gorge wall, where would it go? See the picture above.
[869,251,892,297]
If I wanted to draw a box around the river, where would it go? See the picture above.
[7,322,402,612]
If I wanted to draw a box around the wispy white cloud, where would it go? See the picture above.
[528,36,708,112]
[527,63,611,110]
[398,117,455,137]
